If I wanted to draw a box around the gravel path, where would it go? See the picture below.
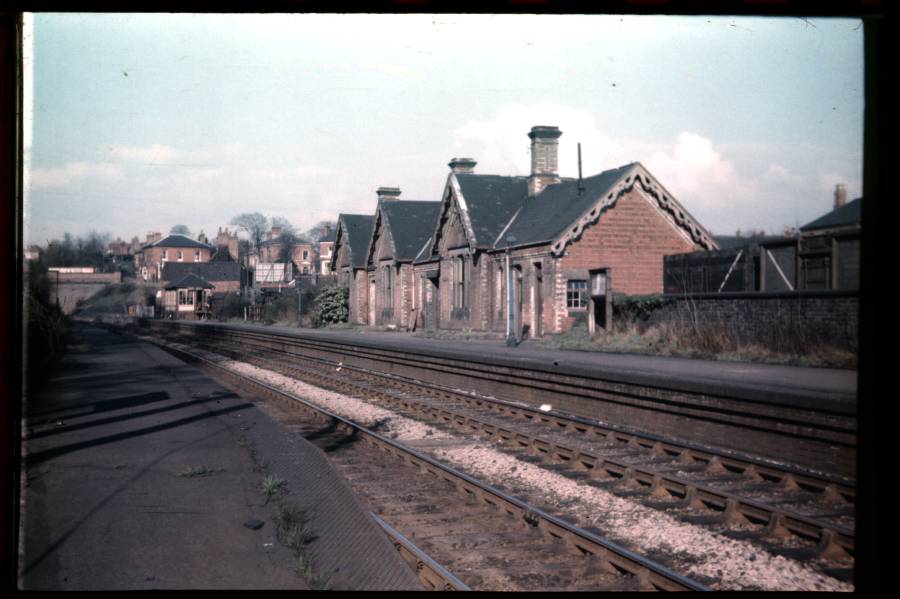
[206,353,851,591]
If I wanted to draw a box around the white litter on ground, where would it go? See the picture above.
[208,353,851,592]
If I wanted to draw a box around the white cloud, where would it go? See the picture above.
[451,101,862,235]
[453,100,622,177]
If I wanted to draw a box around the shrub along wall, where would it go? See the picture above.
[641,290,859,351]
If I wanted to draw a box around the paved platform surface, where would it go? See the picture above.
[19,323,422,591]
[219,323,858,411]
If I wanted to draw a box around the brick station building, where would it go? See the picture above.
[363,188,441,328]
[329,125,716,337]
[410,125,717,337]
[331,213,375,324]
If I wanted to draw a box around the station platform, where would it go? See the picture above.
[19,323,422,591]
[229,323,858,413]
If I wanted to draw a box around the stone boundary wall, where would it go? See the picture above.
[648,290,859,349]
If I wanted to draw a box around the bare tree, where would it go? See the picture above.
[230,212,268,249]
[270,216,300,263]
[304,220,337,243]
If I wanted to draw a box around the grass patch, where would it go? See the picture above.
[536,320,857,369]
[260,474,287,503]
[274,500,329,590]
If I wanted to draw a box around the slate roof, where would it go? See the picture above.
[494,164,636,249]
[165,273,214,289]
[339,214,376,269]
[210,247,235,262]
[162,262,242,283]
[800,198,862,232]
[151,234,212,249]
[380,201,441,262]
[454,174,530,248]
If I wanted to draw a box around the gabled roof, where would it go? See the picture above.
[495,165,635,249]
[453,174,530,248]
[162,262,242,283]
[493,162,717,253]
[376,201,441,262]
[151,234,211,249]
[800,198,862,232]
[336,214,375,270]
[165,273,214,289]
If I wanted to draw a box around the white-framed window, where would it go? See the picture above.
[302,250,309,260]
[566,280,588,309]
[162,249,168,261]
[178,290,194,305]
[194,249,201,262]
[177,250,183,261]
[453,256,467,309]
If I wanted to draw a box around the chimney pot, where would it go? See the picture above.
[528,125,562,196]
[834,183,847,209]
[377,186,402,202]
[448,157,477,174]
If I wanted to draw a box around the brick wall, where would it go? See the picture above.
[648,291,860,349]
[352,269,369,325]
[559,188,700,295]
[554,187,702,333]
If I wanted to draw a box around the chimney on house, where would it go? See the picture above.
[834,183,847,209]
[528,125,563,196]
[270,226,282,240]
[448,157,477,174]
[147,231,162,244]
[377,187,402,202]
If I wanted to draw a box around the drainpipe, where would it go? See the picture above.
[505,235,517,347]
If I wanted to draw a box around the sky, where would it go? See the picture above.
[22,13,864,247]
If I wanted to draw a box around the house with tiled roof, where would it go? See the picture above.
[135,233,214,282]
[363,187,441,328]
[412,125,716,338]
[160,273,214,320]
[330,214,375,324]
[317,224,336,276]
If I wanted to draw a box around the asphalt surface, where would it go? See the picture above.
[18,323,422,591]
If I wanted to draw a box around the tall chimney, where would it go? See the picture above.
[528,125,562,196]
[834,183,847,209]
[448,157,477,174]
[377,186,402,202]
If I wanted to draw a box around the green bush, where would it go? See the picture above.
[219,293,250,321]
[264,293,299,324]
[314,285,349,326]
[612,293,674,323]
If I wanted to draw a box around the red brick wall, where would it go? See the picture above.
[559,188,700,295]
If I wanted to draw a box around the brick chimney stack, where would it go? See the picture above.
[448,157,477,174]
[528,125,562,196]
[834,183,847,209]
[377,187,402,202]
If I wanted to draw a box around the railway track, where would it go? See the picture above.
[135,323,854,590]
[152,336,708,592]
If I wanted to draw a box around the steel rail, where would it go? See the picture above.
[371,513,471,591]
[158,325,855,557]
[157,339,710,592]
[169,322,856,496]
